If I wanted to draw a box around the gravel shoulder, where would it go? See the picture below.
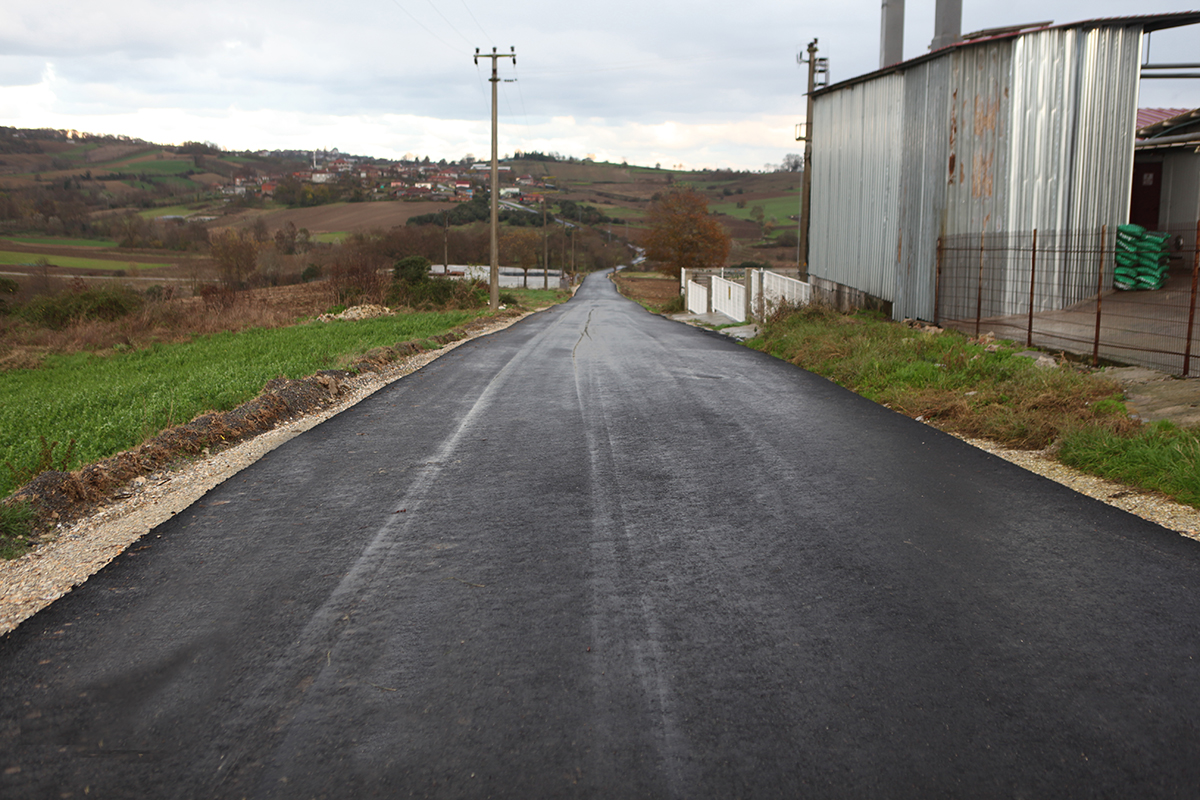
[3,306,1198,636]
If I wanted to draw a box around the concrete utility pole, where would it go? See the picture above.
[797,38,820,278]
[475,46,516,310]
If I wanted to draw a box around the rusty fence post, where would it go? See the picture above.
[1027,228,1038,347]
[1184,220,1200,377]
[1093,224,1107,367]
[934,237,943,326]
[975,231,985,337]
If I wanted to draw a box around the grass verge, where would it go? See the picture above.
[750,304,1200,510]
[1059,423,1200,508]
[0,311,474,499]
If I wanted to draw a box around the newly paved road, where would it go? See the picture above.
[3,272,1200,798]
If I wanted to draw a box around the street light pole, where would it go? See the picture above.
[475,47,516,311]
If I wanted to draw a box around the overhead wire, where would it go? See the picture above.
[459,0,493,47]
[424,0,475,49]
[386,0,467,54]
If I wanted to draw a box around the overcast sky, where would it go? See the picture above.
[0,1,1197,170]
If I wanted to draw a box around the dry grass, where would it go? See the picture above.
[0,283,334,370]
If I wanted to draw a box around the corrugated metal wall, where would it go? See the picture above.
[810,22,1143,321]
[809,73,904,302]
[893,58,949,321]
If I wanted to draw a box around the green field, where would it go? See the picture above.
[0,251,173,270]
[139,204,200,219]
[711,195,799,224]
[0,236,117,248]
[313,232,347,244]
[121,159,195,175]
[0,311,476,498]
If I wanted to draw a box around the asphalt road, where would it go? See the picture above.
[3,271,1200,798]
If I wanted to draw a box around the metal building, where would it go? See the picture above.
[808,13,1200,322]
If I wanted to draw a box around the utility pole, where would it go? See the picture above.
[542,197,549,290]
[475,46,516,310]
[796,39,827,279]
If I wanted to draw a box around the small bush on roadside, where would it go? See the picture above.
[660,293,686,314]
[387,277,488,310]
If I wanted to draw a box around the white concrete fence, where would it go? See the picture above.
[682,269,812,323]
[686,280,709,315]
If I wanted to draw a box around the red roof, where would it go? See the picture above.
[1138,108,1191,132]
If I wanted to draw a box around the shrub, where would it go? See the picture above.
[16,286,144,330]
[0,276,17,316]
[660,293,686,314]
[301,264,322,283]
[329,248,388,305]
[393,255,432,283]
[387,277,487,310]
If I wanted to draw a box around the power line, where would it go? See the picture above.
[511,61,532,132]
[459,0,493,46]
[387,0,467,54]
[521,53,724,76]
[424,0,474,48]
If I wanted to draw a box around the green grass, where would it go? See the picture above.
[711,195,799,224]
[0,236,117,248]
[120,159,196,175]
[600,205,647,221]
[751,305,1200,510]
[505,287,572,307]
[0,251,173,270]
[1059,423,1200,508]
[751,306,1135,449]
[139,205,197,219]
[312,232,347,244]
[0,311,476,499]
[0,502,35,559]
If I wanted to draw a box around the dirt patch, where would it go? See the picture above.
[612,273,680,309]
[222,200,457,234]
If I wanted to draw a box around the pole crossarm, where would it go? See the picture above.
[475,47,517,311]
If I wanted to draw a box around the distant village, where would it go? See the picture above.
[221,149,553,206]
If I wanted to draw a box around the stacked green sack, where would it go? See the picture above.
[1114,223,1170,291]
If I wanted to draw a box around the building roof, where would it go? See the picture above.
[815,11,1200,97]
[1137,107,1200,138]
[1137,108,1193,132]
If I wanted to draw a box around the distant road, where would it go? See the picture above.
[3,271,1200,798]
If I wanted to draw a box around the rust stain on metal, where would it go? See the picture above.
[974,95,999,137]
[948,90,958,184]
[972,151,995,198]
